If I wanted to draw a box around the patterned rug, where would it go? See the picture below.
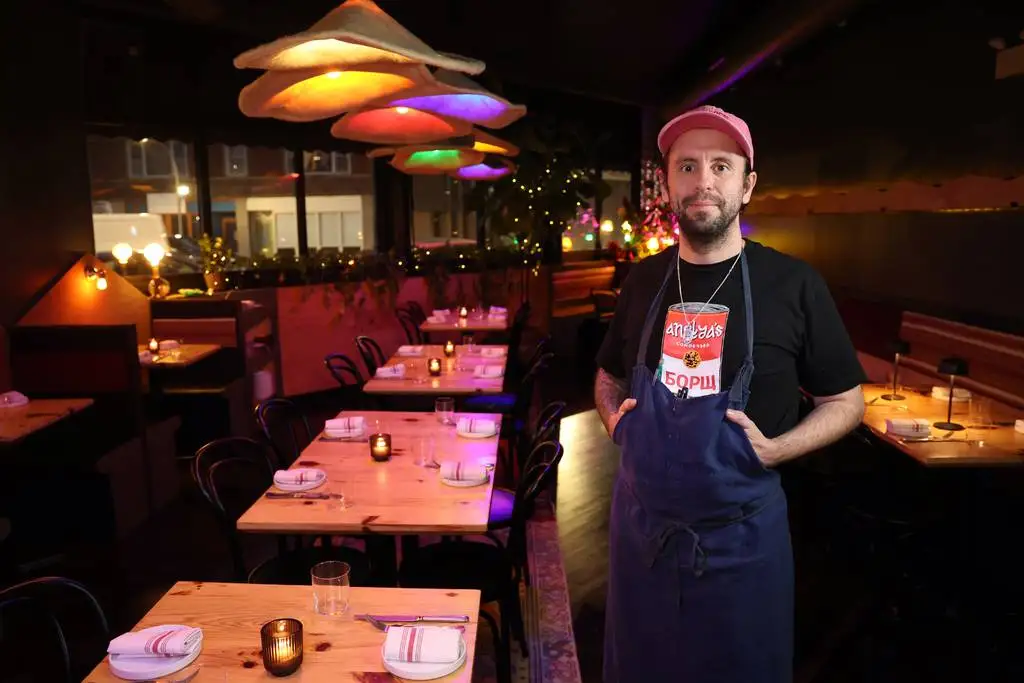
[468,505,582,683]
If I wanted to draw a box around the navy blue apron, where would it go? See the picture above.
[604,247,793,683]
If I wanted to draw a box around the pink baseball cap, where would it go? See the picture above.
[657,105,754,169]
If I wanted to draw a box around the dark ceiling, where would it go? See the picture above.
[76,0,856,107]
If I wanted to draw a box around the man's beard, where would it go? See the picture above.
[671,192,744,251]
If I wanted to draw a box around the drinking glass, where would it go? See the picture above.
[435,397,455,425]
[416,437,438,468]
[311,561,350,616]
[462,334,475,354]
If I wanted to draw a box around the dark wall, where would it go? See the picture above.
[710,0,1023,329]
[0,0,94,326]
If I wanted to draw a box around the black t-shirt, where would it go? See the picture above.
[596,240,866,439]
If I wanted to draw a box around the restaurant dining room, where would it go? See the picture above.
[2,0,1023,681]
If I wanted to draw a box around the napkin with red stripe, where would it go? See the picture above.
[383,626,461,664]
[108,626,203,657]
[274,468,327,488]
[440,461,489,482]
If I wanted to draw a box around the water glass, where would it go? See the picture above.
[416,437,437,468]
[311,561,350,616]
[462,334,475,353]
[435,397,455,425]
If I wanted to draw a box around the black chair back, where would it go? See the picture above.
[355,336,387,376]
[254,398,312,468]
[0,576,109,683]
[396,311,424,345]
[324,353,363,387]
[507,441,564,564]
[401,301,428,325]
[192,437,276,579]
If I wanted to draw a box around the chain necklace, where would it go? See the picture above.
[675,246,742,343]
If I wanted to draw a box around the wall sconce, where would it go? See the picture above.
[85,264,108,291]
[143,242,170,299]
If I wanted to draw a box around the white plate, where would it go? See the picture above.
[108,625,201,681]
[441,475,490,488]
[273,468,327,492]
[457,429,497,439]
[381,635,467,680]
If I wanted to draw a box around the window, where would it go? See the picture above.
[305,211,364,251]
[126,139,190,178]
[223,145,248,177]
[284,150,352,175]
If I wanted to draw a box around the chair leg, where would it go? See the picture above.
[480,607,510,683]
[506,587,529,658]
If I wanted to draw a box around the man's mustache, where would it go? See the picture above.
[683,194,723,207]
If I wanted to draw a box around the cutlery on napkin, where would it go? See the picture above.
[383,625,462,664]
[357,614,470,624]
[457,417,497,436]
[375,363,407,379]
[397,345,424,356]
[885,418,930,437]
[273,468,326,488]
[440,461,490,482]
[324,416,365,438]
[473,365,504,379]
[108,626,203,657]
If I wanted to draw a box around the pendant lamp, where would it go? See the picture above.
[239,63,432,122]
[377,70,527,129]
[450,156,517,181]
[366,130,518,161]
[330,106,473,144]
[391,147,485,175]
[233,0,484,75]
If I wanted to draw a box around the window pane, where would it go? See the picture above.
[319,212,343,248]
[413,175,476,248]
[87,134,199,274]
[207,143,298,260]
[303,149,374,253]
[304,151,333,174]
[306,212,322,249]
[275,212,299,252]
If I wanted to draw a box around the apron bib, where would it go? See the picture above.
[604,247,794,683]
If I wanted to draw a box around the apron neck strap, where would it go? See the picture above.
[636,248,679,367]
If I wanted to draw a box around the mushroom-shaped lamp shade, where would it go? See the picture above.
[233,0,485,75]
[239,63,432,122]
[391,148,485,174]
[450,156,516,181]
[330,106,472,144]
[380,70,526,129]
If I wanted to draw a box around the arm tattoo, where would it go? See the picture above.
[595,368,627,432]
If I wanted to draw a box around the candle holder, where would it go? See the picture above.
[261,618,303,677]
[370,433,392,462]
[147,338,160,354]
[428,357,442,376]
[443,340,456,358]
[458,306,468,320]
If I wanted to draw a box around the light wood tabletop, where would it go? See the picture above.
[363,345,508,396]
[861,384,1024,467]
[0,398,94,444]
[237,410,502,534]
[420,313,509,333]
[138,343,221,368]
[83,581,480,683]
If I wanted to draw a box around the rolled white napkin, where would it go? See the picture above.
[479,347,506,358]
[397,345,424,356]
[440,461,490,482]
[488,306,507,315]
[886,418,931,436]
[108,626,203,657]
[375,363,406,379]
[158,340,180,351]
[931,386,971,402]
[274,468,326,487]
[457,417,497,436]
[383,625,461,664]
[431,309,451,318]
[324,416,365,437]
[473,365,504,379]
[0,390,29,408]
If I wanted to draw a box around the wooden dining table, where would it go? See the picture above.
[861,383,1024,467]
[362,345,508,396]
[83,581,480,683]
[0,397,94,444]
[237,410,502,535]
[138,343,221,368]
[420,312,509,334]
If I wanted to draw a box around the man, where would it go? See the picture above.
[596,105,866,683]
